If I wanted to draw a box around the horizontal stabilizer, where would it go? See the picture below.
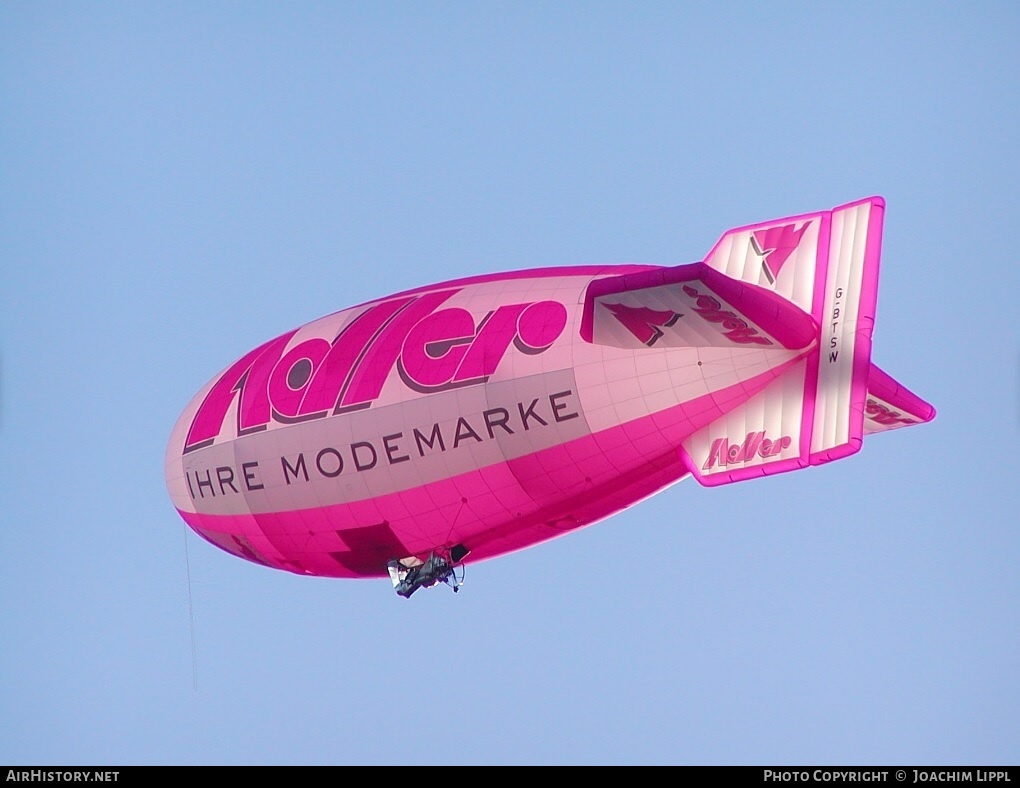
[581,262,816,351]
[864,365,936,434]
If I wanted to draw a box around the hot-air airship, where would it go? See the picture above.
[166,197,934,597]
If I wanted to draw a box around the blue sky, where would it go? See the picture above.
[2,2,1017,765]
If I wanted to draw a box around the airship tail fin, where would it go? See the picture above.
[677,197,933,486]
[863,364,936,434]
[582,260,816,351]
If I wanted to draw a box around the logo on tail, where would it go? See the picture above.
[602,303,681,346]
[703,431,793,470]
[751,222,810,285]
[865,399,919,427]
